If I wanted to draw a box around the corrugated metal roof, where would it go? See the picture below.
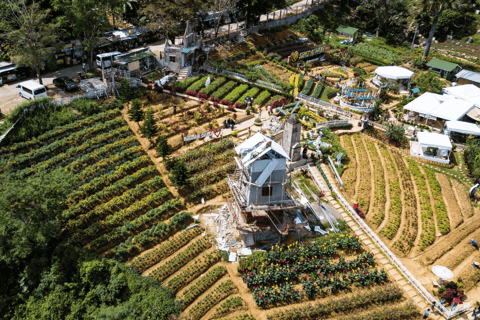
[456,69,480,83]
[426,58,460,72]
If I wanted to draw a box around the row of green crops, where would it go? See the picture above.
[424,166,450,234]
[349,43,401,65]
[199,77,226,95]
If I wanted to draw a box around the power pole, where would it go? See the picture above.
[409,23,419,56]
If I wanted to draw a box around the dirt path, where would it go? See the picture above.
[419,166,440,240]
[451,177,474,220]
[437,173,463,229]
[377,147,396,234]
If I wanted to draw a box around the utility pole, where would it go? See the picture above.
[409,23,419,56]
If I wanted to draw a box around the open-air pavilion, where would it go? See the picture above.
[372,66,414,93]
[410,132,453,164]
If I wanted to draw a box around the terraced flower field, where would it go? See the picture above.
[340,133,473,256]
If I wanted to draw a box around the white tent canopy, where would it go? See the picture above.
[445,121,480,136]
[403,92,475,121]
[417,132,452,150]
[375,66,414,80]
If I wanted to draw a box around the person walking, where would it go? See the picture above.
[423,309,430,319]
[451,302,457,311]
[248,126,251,137]
[469,239,478,249]
[439,298,445,306]
[472,307,478,317]
[82,62,86,73]
[173,105,177,116]
[430,301,436,315]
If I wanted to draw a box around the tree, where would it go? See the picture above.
[52,0,116,72]
[156,135,171,158]
[371,102,383,121]
[170,161,189,187]
[418,0,467,59]
[141,107,158,138]
[354,0,408,39]
[129,99,144,122]
[0,169,77,265]
[236,0,287,28]
[385,124,407,146]
[0,0,59,85]
[119,78,135,102]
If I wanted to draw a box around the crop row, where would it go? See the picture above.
[5,118,126,168]
[185,150,236,173]
[211,81,236,99]
[364,140,386,224]
[214,297,244,317]
[340,136,356,198]
[199,77,226,95]
[151,237,212,282]
[301,79,314,95]
[342,302,419,320]
[407,159,435,250]
[70,160,153,202]
[266,284,403,320]
[89,198,183,249]
[424,166,450,234]
[190,163,236,187]
[18,135,139,178]
[222,84,249,104]
[180,266,228,308]
[0,109,121,155]
[66,175,165,224]
[186,76,210,92]
[188,280,238,320]
[391,155,418,253]
[168,139,234,167]
[236,87,260,107]
[311,82,324,98]
[72,187,172,243]
[130,227,202,271]
[167,251,222,292]
[352,135,371,211]
[110,211,193,258]
[65,165,158,218]
[378,145,401,239]
[174,75,200,90]
[255,90,271,106]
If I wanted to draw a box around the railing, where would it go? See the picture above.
[256,79,283,91]
[364,119,388,131]
[327,155,343,189]
[297,93,351,118]
[340,99,373,112]
[221,69,248,82]
[324,165,471,319]
[316,120,349,128]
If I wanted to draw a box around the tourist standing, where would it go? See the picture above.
[423,309,430,319]
[430,301,436,315]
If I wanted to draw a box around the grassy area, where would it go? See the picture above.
[295,172,320,202]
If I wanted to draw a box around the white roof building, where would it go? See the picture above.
[411,132,453,164]
[375,66,414,80]
[235,132,290,169]
[443,84,480,108]
[403,92,475,121]
[445,121,480,136]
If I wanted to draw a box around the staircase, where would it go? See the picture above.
[178,67,191,80]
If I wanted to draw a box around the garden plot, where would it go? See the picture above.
[351,135,372,212]
[339,135,356,202]
[363,138,386,228]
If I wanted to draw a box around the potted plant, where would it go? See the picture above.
[254,118,262,126]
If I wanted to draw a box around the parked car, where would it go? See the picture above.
[53,76,78,91]
[16,80,48,100]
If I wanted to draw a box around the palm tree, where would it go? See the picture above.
[419,0,467,60]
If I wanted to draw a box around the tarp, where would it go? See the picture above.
[417,132,452,150]
[375,66,414,80]
[445,121,480,136]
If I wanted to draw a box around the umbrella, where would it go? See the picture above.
[432,265,454,285]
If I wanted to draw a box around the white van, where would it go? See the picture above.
[96,51,121,68]
[16,80,48,100]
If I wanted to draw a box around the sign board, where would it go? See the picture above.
[128,60,140,71]
[183,129,222,141]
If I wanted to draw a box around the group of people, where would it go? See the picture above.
[423,298,480,319]
[223,118,236,130]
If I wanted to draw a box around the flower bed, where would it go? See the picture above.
[222,84,249,104]
[266,284,403,320]
[167,251,221,292]
[266,95,285,107]
[378,145,401,239]
[180,266,228,308]
[151,237,212,281]
[236,87,260,107]
[301,79,314,95]
[424,166,450,234]
[190,163,236,187]
[407,159,435,250]
[166,139,234,169]
[188,280,238,320]
[211,81,237,99]
[173,75,201,91]
[310,82,324,99]
[255,90,272,106]
[186,76,210,93]
[199,77,226,95]
[364,139,386,226]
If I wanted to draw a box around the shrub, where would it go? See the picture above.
[170,161,189,187]
[301,79,315,95]
[129,99,144,122]
[211,81,236,99]
[156,135,171,158]
[70,98,101,116]
[255,90,271,106]
[223,84,249,104]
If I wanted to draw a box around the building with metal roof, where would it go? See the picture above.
[426,58,461,77]
[336,26,359,41]
[456,69,480,88]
